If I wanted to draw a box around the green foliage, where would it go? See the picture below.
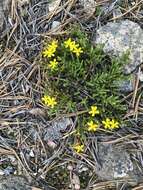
[38,27,129,142]
[39,27,130,136]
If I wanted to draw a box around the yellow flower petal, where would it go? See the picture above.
[73,143,84,153]
[42,95,57,108]
[42,40,58,58]
[87,120,98,132]
[89,106,100,117]
[64,38,73,48]
[49,58,58,70]
[64,38,83,56]
[102,118,119,130]
[73,47,83,56]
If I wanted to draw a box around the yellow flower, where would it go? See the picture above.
[102,118,111,129]
[42,95,57,108]
[89,105,100,117]
[73,143,84,153]
[87,121,98,132]
[50,40,58,49]
[110,119,119,129]
[69,41,79,51]
[49,59,58,70]
[43,40,58,58]
[43,49,53,58]
[64,38,83,56]
[64,38,73,48]
[102,118,119,130]
[73,47,83,57]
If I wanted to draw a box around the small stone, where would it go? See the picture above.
[76,162,89,173]
[79,0,95,15]
[44,117,73,141]
[75,184,80,190]
[0,170,4,176]
[51,21,61,29]
[29,108,46,117]
[67,165,73,171]
[139,71,143,82]
[29,150,35,158]
[4,166,15,175]
[47,140,57,149]
[72,173,80,187]
[49,0,61,12]
[95,143,134,180]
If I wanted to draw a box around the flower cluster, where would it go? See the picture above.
[41,36,122,155]
[42,40,59,70]
[86,105,99,132]
[42,95,57,108]
[64,38,83,56]
[102,118,119,130]
[87,105,119,132]
[43,40,58,58]
[42,38,84,72]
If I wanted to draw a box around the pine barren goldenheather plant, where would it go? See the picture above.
[40,26,129,142]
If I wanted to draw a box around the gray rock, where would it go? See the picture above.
[96,144,133,180]
[0,176,31,190]
[0,175,54,190]
[29,117,73,143]
[95,20,143,74]
[3,166,15,175]
[95,143,143,184]
[44,117,73,141]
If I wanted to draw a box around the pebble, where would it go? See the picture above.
[49,0,61,12]
[51,21,61,30]
[29,150,35,158]
[0,170,4,176]
[139,70,143,82]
